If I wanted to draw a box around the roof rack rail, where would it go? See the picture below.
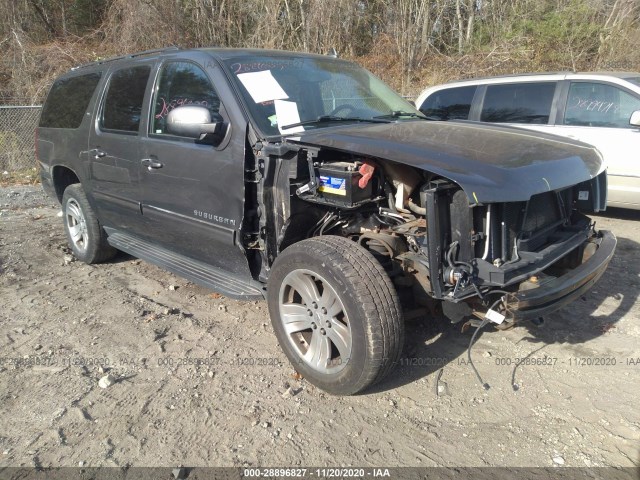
[71,46,181,71]
[446,71,574,83]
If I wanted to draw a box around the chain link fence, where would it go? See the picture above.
[0,105,42,172]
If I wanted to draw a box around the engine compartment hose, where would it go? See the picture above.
[407,198,427,216]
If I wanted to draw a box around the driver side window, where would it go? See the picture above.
[151,61,221,135]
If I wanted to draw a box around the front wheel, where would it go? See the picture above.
[267,236,404,395]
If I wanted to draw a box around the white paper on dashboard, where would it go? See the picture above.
[275,100,305,134]
[237,71,289,104]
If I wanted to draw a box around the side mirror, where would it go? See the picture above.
[630,110,640,127]
[166,105,227,145]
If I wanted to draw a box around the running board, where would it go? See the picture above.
[106,230,265,300]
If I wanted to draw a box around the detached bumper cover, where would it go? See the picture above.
[510,230,616,319]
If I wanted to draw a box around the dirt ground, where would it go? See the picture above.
[0,185,639,469]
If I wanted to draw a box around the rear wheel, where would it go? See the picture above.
[267,235,404,395]
[62,184,116,264]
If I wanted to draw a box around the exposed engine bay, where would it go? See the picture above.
[252,143,611,332]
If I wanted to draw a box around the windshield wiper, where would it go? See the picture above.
[280,115,391,130]
[374,110,430,120]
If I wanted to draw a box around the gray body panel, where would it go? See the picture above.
[285,120,604,204]
[38,49,255,280]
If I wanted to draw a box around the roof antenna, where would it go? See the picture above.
[327,48,338,58]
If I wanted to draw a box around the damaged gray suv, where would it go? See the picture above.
[38,47,616,394]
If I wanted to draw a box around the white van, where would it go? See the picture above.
[416,73,640,209]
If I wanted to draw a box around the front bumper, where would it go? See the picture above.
[509,230,616,319]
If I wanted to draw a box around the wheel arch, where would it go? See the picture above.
[52,165,81,203]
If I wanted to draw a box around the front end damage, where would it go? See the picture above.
[407,175,615,328]
[250,134,616,331]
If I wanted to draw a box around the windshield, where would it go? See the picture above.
[223,55,422,136]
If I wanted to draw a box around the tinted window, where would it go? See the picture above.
[419,86,476,120]
[40,73,101,129]
[481,82,556,124]
[564,82,640,128]
[102,66,151,132]
[152,62,220,135]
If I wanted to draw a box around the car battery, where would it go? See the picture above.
[311,162,374,208]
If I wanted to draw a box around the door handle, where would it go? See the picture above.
[141,158,164,170]
[92,149,107,159]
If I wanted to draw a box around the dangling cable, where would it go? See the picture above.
[468,318,491,390]
[467,297,504,390]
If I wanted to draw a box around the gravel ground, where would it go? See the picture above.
[0,185,639,469]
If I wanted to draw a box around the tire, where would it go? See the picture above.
[267,235,404,395]
[62,184,116,264]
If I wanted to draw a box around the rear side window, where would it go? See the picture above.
[40,73,101,129]
[480,82,556,124]
[564,82,640,128]
[419,86,476,120]
[101,66,151,132]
